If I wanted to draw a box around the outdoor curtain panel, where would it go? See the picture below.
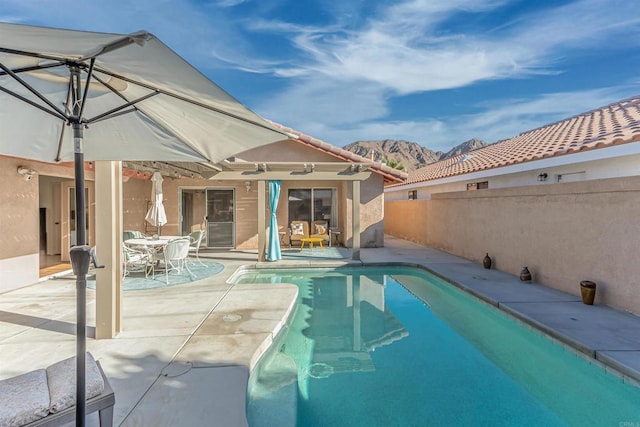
[267,180,282,261]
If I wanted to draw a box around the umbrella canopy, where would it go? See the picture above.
[145,172,167,233]
[0,22,288,426]
[0,22,286,164]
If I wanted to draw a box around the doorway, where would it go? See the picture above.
[181,187,236,248]
[38,175,71,274]
[206,189,235,248]
[60,183,94,261]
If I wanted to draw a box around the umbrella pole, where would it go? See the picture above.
[72,122,87,427]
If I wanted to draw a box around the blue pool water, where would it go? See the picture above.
[235,267,640,426]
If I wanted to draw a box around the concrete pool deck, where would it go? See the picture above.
[1,236,639,426]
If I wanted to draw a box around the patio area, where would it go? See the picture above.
[1,236,639,426]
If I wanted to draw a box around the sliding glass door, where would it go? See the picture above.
[288,188,337,228]
[207,189,235,248]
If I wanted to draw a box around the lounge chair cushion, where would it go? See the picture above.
[46,353,105,414]
[0,369,50,426]
[291,223,305,235]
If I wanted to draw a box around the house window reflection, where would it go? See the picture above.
[288,188,337,228]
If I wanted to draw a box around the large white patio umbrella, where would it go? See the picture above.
[145,171,167,235]
[0,22,287,425]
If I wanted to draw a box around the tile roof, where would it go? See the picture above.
[267,121,408,184]
[401,95,640,185]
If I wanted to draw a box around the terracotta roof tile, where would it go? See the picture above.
[267,120,407,184]
[400,95,640,185]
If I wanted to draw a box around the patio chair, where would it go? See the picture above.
[123,230,147,241]
[311,220,330,246]
[289,220,309,248]
[159,237,193,284]
[187,229,206,266]
[123,244,152,277]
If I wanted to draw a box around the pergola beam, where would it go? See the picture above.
[211,171,372,181]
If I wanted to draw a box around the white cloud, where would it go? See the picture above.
[250,0,640,149]
[242,0,640,94]
[261,79,390,127]
[266,86,640,151]
[4,0,640,151]
[455,88,636,143]
[214,0,247,7]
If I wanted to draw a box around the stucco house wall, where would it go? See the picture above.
[0,157,41,292]
[385,176,640,316]
[1,134,392,293]
[0,157,95,293]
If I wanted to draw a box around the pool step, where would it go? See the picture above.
[247,352,298,427]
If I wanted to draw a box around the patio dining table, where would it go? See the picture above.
[124,236,183,276]
[124,236,181,248]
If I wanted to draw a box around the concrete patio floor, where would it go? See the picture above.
[1,236,639,426]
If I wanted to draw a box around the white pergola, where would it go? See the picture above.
[211,160,374,261]
[93,159,374,339]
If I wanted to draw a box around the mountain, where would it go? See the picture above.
[440,138,486,160]
[343,138,486,172]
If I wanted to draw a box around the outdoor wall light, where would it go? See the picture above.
[245,180,252,192]
[537,173,548,182]
[17,166,37,181]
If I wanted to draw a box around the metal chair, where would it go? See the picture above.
[160,237,193,284]
[188,229,206,266]
[122,244,152,277]
[123,230,147,241]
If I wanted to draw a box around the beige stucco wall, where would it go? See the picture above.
[385,176,640,315]
[0,157,97,292]
[122,176,151,233]
[120,175,385,249]
[0,157,98,260]
[1,136,388,291]
[0,157,41,260]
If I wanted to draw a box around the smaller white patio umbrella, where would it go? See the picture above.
[145,171,167,235]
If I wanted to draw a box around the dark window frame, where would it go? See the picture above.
[467,181,488,191]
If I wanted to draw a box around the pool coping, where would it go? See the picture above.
[241,260,640,388]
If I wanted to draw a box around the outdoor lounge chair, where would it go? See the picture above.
[289,220,309,248]
[311,220,330,245]
[0,352,114,427]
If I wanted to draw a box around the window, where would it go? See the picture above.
[467,181,488,191]
[408,190,417,200]
[556,172,585,183]
[288,188,337,227]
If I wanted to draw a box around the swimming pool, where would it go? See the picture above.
[234,266,640,426]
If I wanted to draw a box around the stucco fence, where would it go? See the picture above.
[384,176,640,316]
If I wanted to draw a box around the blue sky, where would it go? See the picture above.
[2,0,640,151]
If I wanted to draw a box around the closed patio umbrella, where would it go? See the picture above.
[0,22,287,426]
[145,171,167,235]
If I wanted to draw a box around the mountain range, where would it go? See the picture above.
[343,138,486,172]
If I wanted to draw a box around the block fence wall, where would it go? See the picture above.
[384,176,640,316]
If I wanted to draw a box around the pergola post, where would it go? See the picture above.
[257,180,266,261]
[95,161,123,339]
[352,180,361,260]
